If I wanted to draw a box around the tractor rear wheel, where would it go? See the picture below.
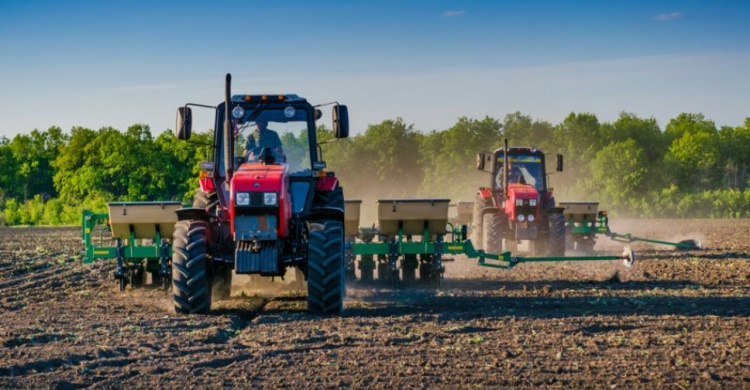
[482,213,504,254]
[472,195,493,250]
[172,220,211,314]
[307,220,345,315]
[548,214,566,256]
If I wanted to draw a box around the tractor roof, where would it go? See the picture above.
[231,94,307,104]
[493,146,545,156]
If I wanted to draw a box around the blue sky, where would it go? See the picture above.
[1,0,749,138]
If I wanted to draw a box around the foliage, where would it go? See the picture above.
[0,112,748,226]
[588,139,649,208]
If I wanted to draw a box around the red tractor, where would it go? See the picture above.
[173,74,349,315]
[472,141,566,256]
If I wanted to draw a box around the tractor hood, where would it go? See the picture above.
[232,163,287,192]
[229,162,291,239]
[505,183,540,222]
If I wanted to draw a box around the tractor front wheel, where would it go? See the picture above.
[472,195,492,250]
[172,220,211,314]
[307,220,345,315]
[482,213,505,255]
[548,214,566,256]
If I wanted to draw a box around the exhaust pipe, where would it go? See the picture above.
[224,73,233,182]
[503,138,508,193]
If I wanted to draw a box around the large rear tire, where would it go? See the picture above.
[482,213,505,254]
[307,220,345,315]
[172,220,211,314]
[548,214,566,256]
[472,195,493,250]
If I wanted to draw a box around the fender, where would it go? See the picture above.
[316,176,339,191]
[477,187,493,199]
[479,205,501,222]
[307,206,345,224]
[175,207,211,222]
[199,177,216,193]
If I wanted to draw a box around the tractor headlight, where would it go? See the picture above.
[283,106,296,118]
[527,214,535,222]
[517,214,525,222]
[263,192,278,206]
[232,106,245,119]
[236,192,250,206]
[529,198,537,206]
[515,199,523,206]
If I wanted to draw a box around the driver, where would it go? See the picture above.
[497,162,526,187]
[244,119,285,163]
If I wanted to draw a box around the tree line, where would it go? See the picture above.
[0,111,748,225]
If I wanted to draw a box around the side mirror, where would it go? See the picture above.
[332,105,349,139]
[175,107,192,140]
[476,152,486,171]
[556,154,564,172]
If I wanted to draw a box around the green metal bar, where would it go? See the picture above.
[607,232,695,249]
[82,210,173,264]
[82,210,110,264]
[516,255,622,262]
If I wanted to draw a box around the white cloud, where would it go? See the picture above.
[653,12,685,21]
[443,10,465,17]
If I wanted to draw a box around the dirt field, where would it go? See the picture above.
[1,220,748,389]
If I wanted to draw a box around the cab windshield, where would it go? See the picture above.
[231,107,311,173]
[495,155,544,192]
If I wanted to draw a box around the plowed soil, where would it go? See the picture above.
[1,219,748,389]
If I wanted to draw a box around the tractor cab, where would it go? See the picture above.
[493,151,546,192]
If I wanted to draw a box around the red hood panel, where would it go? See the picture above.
[230,162,291,239]
[505,184,540,222]
[233,163,286,192]
[507,183,539,198]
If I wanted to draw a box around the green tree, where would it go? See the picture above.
[52,126,98,201]
[589,139,649,210]
[503,111,553,151]
[420,116,502,200]
[717,119,750,191]
[0,137,18,200]
[8,127,66,201]
[600,112,667,164]
[663,113,721,191]
[350,118,423,199]
[551,112,602,198]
